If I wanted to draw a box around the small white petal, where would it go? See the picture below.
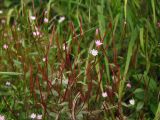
[33,31,40,36]
[30,16,36,20]
[3,44,8,49]
[90,49,98,56]
[102,92,108,98]
[6,81,11,86]
[63,44,68,50]
[126,83,131,88]
[58,16,65,23]
[0,10,3,14]
[37,114,42,119]
[0,115,5,120]
[129,99,135,105]
[30,113,36,119]
[44,18,49,23]
[42,58,46,62]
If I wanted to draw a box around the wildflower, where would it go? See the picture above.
[126,83,131,88]
[44,18,49,23]
[63,44,68,50]
[0,10,3,14]
[30,16,36,20]
[33,31,40,36]
[90,49,98,56]
[6,81,11,86]
[95,28,99,36]
[17,27,20,31]
[58,16,65,23]
[102,92,108,98]
[0,115,5,120]
[3,44,8,49]
[129,99,135,105]
[30,113,36,119]
[42,57,46,62]
[95,40,103,47]
[36,114,42,120]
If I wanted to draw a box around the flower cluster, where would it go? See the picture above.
[0,115,5,120]
[30,113,42,119]
[90,39,103,56]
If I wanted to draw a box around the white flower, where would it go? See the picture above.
[30,113,36,119]
[44,18,48,23]
[6,81,11,86]
[30,16,36,20]
[36,114,42,120]
[17,27,20,31]
[90,49,98,56]
[95,40,103,47]
[42,57,46,62]
[3,44,8,49]
[58,16,65,23]
[102,92,108,98]
[129,99,135,105]
[63,44,68,50]
[0,10,3,14]
[33,31,40,36]
[0,115,5,120]
[126,83,131,88]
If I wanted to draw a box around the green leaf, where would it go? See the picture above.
[140,27,144,52]
[0,72,22,76]
[133,88,144,100]
[136,101,144,111]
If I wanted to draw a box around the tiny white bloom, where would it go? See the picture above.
[30,113,36,119]
[126,83,131,88]
[62,79,68,85]
[6,81,11,86]
[90,49,98,56]
[129,99,135,105]
[0,10,3,14]
[30,16,36,20]
[0,115,5,120]
[63,44,68,50]
[95,40,103,47]
[3,44,8,49]
[102,92,108,98]
[36,114,42,120]
[33,31,40,36]
[42,57,46,62]
[44,18,49,23]
[58,16,65,23]
[17,27,20,31]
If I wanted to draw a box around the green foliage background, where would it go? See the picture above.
[0,0,160,120]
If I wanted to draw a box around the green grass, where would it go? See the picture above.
[0,0,160,119]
